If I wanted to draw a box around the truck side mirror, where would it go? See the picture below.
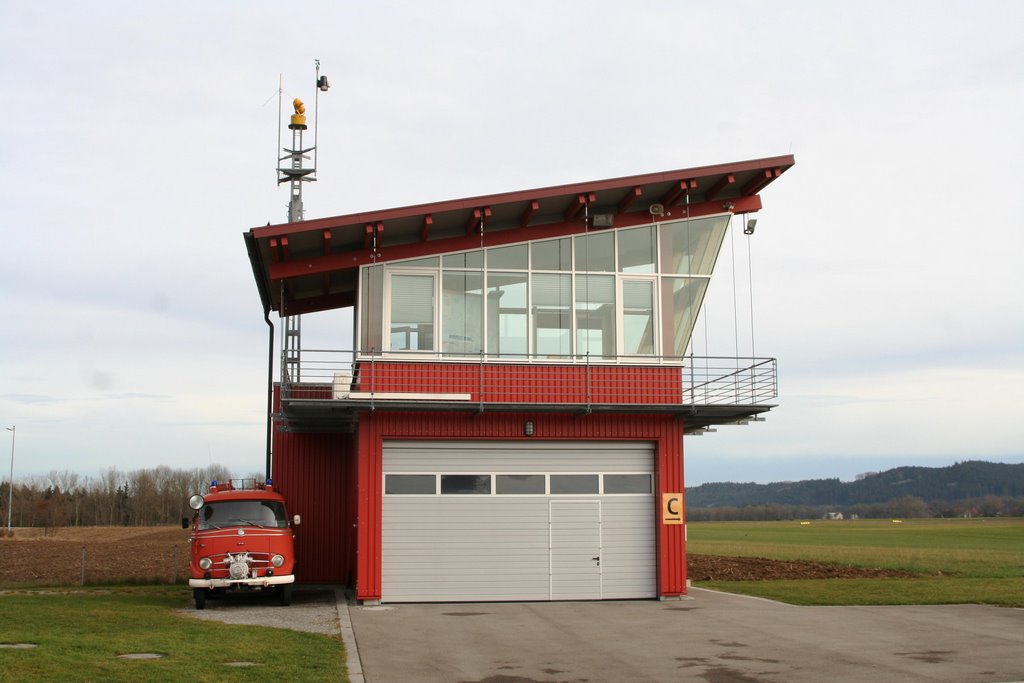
[181,517,189,529]
[292,514,301,526]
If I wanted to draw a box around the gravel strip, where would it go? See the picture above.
[181,586,342,636]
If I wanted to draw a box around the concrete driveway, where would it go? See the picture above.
[347,588,1024,683]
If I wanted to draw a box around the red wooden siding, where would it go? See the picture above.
[354,411,686,601]
[271,389,356,584]
[355,362,684,404]
[356,416,383,600]
[657,424,686,596]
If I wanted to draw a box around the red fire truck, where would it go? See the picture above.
[183,479,299,610]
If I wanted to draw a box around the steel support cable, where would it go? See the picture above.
[368,228,378,401]
[478,212,485,405]
[583,201,591,404]
[730,213,739,361]
[584,200,590,359]
[685,193,698,403]
[479,209,486,362]
[747,230,756,358]
[729,213,740,401]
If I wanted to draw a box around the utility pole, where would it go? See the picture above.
[5,426,14,532]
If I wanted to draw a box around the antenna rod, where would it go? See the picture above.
[314,59,321,174]
[276,74,282,185]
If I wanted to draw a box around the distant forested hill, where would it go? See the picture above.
[686,461,1024,508]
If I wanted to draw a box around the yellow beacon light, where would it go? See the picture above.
[289,98,307,130]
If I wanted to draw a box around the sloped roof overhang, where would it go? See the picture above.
[244,154,794,316]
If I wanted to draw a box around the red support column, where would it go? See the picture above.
[356,413,384,602]
[656,424,687,597]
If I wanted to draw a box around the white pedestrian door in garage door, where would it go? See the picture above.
[550,500,601,600]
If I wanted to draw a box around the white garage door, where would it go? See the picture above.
[382,441,656,602]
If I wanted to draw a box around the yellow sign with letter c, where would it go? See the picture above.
[662,493,683,525]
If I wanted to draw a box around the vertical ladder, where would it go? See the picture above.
[286,127,305,222]
[283,314,301,384]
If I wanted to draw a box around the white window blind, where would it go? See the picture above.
[391,274,434,323]
[532,273,571,306]
[575,274,615,304]
[623,280,653,309]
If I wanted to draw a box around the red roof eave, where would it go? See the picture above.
[251,154,794,239]
[244,154,795,315]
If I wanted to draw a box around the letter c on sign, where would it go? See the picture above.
[662,493,683,525]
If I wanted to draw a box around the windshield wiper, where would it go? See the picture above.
[233,519,268,528]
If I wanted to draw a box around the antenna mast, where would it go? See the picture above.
[275,61,329,404]
[277,60,329,222]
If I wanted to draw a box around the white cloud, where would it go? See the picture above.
[2,0,1022,481]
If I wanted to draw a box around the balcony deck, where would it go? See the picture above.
[276,352,777,434]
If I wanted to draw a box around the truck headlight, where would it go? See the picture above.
[198,557,212,570]
[271,554,285,568]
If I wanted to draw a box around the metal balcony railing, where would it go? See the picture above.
[279,350,777,408]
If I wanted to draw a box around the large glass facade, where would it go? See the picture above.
[357,214,730,360]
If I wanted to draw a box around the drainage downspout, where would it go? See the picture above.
[242,230,276,482]
[264,308,274,481]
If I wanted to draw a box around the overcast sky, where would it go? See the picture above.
[2,1,1022,486]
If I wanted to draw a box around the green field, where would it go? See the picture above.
[0,587,347,682]
[688,517,1024,606]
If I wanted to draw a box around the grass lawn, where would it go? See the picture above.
[0,586,347,682]
[688,517,1024,607]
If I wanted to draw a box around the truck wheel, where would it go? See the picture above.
[278,584,293,607]
[194,588,208,610]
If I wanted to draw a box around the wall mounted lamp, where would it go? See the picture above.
[744,218,757,235]
[524,421,535,437]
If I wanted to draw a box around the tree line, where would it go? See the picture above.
[687,494,1024,522]
[686,461,1024,508]
[3,463,1022,529]
[0,465,246,529]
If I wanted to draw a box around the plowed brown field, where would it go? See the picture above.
[0,526,191,586]
[0,527,910,587]
[687,554,915,581]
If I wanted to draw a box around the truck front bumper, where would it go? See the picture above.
[189,574,295,589]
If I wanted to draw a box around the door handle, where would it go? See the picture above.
[592,556,600,565]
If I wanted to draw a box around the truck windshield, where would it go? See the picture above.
[199,500,288,530]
